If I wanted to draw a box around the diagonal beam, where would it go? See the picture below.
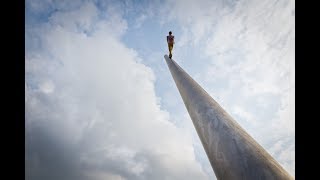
[164,55,293,180]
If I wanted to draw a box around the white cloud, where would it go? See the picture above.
[26,0,295,179]
[26,2,208,180]
[38,80,55,94]
[272,86,295,134]
[86,171,126,180]
[48,1,99,32]
[268,137,295,176]
[26,0,53,13]
[134,14,147,28]
[161,0,295,178]
[232,105,257,126]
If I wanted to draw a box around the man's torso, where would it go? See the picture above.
[167,35,174,44]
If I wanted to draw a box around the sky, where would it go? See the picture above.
[25,0,295,179]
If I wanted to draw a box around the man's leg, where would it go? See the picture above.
[168,44,173,58]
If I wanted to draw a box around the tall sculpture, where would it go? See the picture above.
[164,55,293,180]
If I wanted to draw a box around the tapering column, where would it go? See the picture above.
[164,55,293,180]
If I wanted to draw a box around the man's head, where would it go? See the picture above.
[169,31,172,35]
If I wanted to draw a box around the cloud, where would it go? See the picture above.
[162,0,241,49]
[232,106,257,126]
[134,14,147,28]
[38,80,55,94]
[26,1,208,180]
[26,0,53,13]
[26,0,295,179]
[161,0,295,177]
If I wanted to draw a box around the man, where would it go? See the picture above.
[167,31,174,59]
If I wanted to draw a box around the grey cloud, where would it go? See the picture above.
[26,1,208,180]
[26,125,85,180]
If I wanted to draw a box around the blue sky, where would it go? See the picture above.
[25,0,295,179]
